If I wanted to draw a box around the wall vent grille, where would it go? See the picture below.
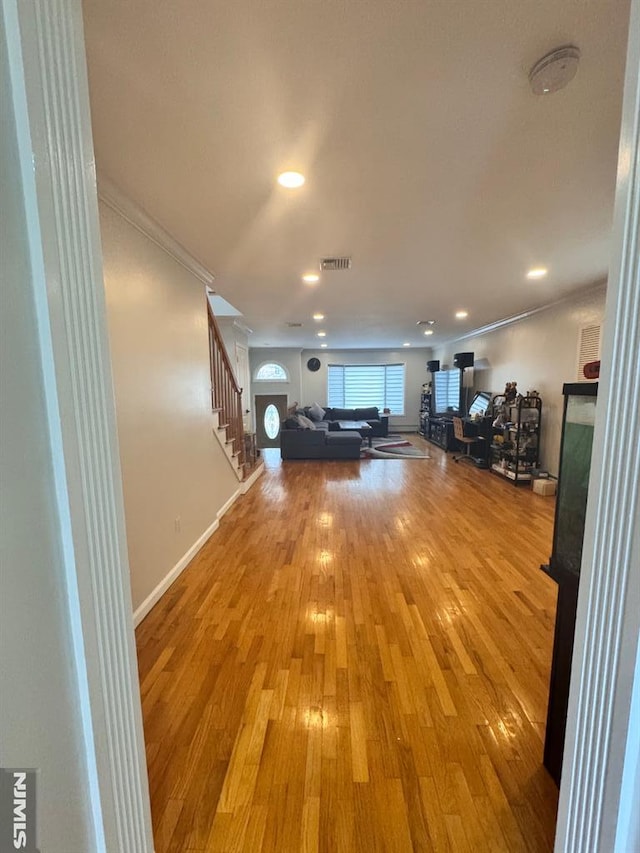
[320,257,352,271]
[286,322,303,328]
[577,324,601,379]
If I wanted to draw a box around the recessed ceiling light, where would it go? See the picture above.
[424,329,434,336]
[313,313,325,321]
[278,171,305,188]
[527,267,548,279]
[317,331,326,337]
[302,273,320,284]
[455,310,468,319]
[320,343,327,348]
[403,342,411,347]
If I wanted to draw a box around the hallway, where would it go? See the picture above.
[136,445,559,851]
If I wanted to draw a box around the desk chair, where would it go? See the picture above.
[452,417,484,464]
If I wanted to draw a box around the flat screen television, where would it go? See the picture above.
[432,368,462,416]
[468,391,492,417]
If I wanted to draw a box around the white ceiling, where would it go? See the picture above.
[82,0,630,349]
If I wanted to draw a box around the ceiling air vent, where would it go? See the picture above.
[577,324,601,380]
[286,322,303,328]
[320,257,352,271]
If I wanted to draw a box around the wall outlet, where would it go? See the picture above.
[174,516,181,533]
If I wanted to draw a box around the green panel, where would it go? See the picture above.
[554,396,597,575]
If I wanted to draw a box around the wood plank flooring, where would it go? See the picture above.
[136,439,560,852]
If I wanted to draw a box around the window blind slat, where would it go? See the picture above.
[327,363,405,414]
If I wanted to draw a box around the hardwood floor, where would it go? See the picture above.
[136,438,560,851]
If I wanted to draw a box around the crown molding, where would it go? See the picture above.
[233,319,254,335]
[97,175,215,287]
[439,280,607,347]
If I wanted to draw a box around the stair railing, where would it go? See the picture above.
[207,301,245,472]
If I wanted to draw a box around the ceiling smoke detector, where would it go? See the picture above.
[529,46,580,95]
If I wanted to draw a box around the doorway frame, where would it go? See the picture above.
[554,5,640,850]
[5,0,153,848]
[7,0,639,850]
[254,393,289,448]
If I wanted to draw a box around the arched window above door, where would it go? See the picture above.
[254,362,289,382]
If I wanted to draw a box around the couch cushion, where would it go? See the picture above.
[308,402,326,422]
[325,432,362,446]
[323,407,334,420]
[297,414,316,430]
[331,408,357,420]
[354,407,379,421]
[283,417,300,430]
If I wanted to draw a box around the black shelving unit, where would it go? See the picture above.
[489,395,542,485]
[418,389,431,436]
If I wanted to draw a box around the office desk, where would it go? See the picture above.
[427,415,492,455]
[458,416,492,463]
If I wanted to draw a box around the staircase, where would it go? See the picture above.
[207,302,250,480]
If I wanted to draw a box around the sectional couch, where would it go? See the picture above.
[279,404,389,460]
[279,427,362,460]
[303,405,389,437]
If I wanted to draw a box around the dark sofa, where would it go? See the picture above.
[280,426,362,460]
[279,404,390,460]
[305,406,389,437]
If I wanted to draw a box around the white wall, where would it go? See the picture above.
[249,347,303,428]
[100,203,240,612]
[217,316,250,373]
[432,287,606,475]
[301,347,432,431]
[216,316,251,420]
[248,347,432,431]
[0,22,94,848]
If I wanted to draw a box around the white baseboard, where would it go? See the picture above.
[132,466,264,627]
[241,460,265,493]
[133,517,220,627]
[218,487,242,519]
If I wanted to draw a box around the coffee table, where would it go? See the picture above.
[336,420,373,447]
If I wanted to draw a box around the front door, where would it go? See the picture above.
[254,394,288,448]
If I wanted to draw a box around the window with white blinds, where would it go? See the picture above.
[327,364,405,415]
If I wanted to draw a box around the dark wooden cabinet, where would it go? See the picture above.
[426,417,454,451]
[542,382,598,785]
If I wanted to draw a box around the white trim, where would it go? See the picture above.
[133,466,264,627]
[132,516,223,627]
[12,2,154,849]
[218,488,242,520]
[98,175,215,287]
[233,319,254,336]
[211,412,244,480]
[440,281,607,346]
[4,1,107,846]
[254,360,290,381]
[555,2,640,851]
[241,459,265,493]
